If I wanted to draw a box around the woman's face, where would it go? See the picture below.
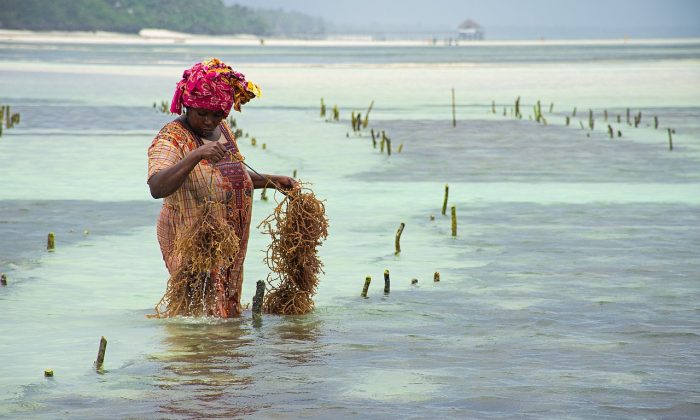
[186,107,225,137]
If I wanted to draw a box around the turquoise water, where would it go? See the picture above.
[1,42,699,418]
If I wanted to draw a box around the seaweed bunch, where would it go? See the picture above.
[258,183,329,315]
[152,200,240,317]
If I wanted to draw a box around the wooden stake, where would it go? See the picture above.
[441,184,449,215]
[608,124,614,138]
[361,276,371,297]
[380,131,386,153]
[565,116,570,126]
[320,98,326,117]
[371,129,376,148]
[588,109,594,130]
[451,206,457,237]
[363,100,374,128]
[618,130,622,138]
[572,107,577,117]
[549,102,554,113]
[397,143,403,153]
[386,137,391,156]
[492,100,496,114]
[515,96,521,119]
[292,169,297,178]
[654,115,659,129]
[617,114,621,123]
[47,232,55,251]
[433,272,440,282]
[395,222,405,255]
[626,108,631,125]
[252,280,265,316]
[1,273,7,286]
[384,270,390,294]
[251,137,257,147]
[604,109,608,121]
[333,105,339,121]
[95,336,107,371]
[261,143,267,150]
[451,88,456,127]
[668,128,673,151]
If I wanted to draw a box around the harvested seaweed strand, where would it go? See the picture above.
[258,183,329,315]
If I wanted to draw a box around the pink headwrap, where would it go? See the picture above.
[170,58,261,116]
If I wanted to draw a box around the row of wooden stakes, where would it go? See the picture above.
[495,97,676,150]
[361,270,442,297]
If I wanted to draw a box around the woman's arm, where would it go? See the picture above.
[148,141,227,199]
[247,170,297,191]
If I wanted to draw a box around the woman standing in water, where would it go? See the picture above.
[147,58,295,317]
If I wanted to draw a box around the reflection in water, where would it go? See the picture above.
[153,319,256,418]
[151,315,325,418]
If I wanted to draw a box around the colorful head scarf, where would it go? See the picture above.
[170,58,261,116]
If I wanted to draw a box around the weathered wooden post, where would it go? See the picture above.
[252,280,265,316]
[626,108,631,125]
[363,100,374,128]
[395,222,405,255]
[588,109,594,130]
[452,88,456,127]
[515,96,521,119]
[565,116,570,126]
[604,109,608,121]
[251,137,257,147]
[95,336,107,371]
[549,102,554,113]
[617,114,621,123]
[386,137,392,156]
[492,100,496,114]
[608,124,614,139]
[397,143,403,153]
[1,273,7,286]
[451,206,457,237]
[668,128,673,151]
[361,276,371,298]
[380,131,386,153]
[292,169,297,178]
[442,184,449,215]
[320,98,326,117]
[654,115,659,129]
[371,129,377,148]
[572,107,577,117]
[433,272,440,282]
[333,105,339,121]
[384,270,390,294]
[47,232,55,251]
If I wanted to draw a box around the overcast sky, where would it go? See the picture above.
[226,0,700,39]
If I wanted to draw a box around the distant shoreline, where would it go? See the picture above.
[1,29,699,47]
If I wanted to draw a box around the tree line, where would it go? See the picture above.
[0,0,326,37]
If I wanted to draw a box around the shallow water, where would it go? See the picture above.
[1,41,699,418]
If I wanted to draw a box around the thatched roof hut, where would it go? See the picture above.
[458,19,484,40]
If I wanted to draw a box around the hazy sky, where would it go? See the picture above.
[227,0,700,39]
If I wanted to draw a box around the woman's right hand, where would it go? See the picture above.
[195,141,227,163]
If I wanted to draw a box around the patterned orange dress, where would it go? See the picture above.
[148,120,253,317]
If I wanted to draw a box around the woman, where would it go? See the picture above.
[148,58,295,317]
